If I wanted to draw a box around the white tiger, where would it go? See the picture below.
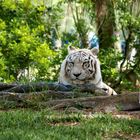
[59,46,117,95]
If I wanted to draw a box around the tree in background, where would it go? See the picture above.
[0,0,139,90]
[62,0,98,48]
[114,0,140,88]
[94,0,116,48]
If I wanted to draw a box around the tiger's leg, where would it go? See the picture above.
[102,83,117,95]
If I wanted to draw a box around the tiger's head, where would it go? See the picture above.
[60,46,100,85]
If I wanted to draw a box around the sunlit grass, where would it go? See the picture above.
[0,109,140,140]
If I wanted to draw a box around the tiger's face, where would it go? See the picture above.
[64,46,98,84]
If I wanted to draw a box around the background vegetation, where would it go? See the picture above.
[0,0,139,92]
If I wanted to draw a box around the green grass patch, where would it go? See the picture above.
[0,109,140,140]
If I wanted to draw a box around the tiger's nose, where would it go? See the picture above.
[73,73,81,77]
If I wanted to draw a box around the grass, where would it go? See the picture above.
[0,109,140,140]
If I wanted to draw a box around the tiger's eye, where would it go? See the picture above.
[83,62,89,68]
[68,62,74,67]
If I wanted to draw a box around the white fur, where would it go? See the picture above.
[59,47,117,95]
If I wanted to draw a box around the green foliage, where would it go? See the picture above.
[114,0,140,88]
[0,0,64,82]
[99,47,139,91]
[30,43,58,81]
[0,53,7,82]
[99,48,122,84]
[0,0,139,91]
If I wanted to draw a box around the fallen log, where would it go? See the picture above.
[0,83,17,91]
[0,82,139,112]
[0,90,81,101]
[0,91,139,112]
[0,88,106,103]
[42,92,140,112]
[4,82,70,93]
[3,82,106,94]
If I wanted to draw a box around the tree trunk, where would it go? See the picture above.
[94,0,116,48]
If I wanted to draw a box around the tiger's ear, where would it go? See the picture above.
[68,45,77,54]
[91,48,99,56]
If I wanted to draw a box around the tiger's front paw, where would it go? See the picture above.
[102,88,117,96]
